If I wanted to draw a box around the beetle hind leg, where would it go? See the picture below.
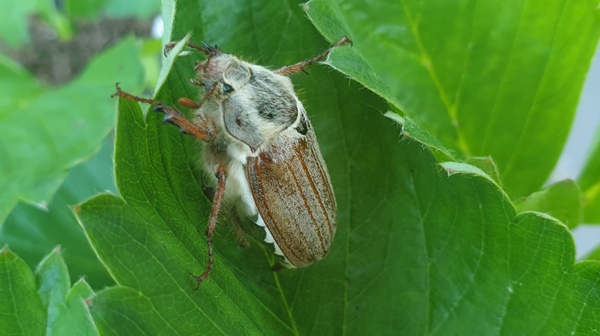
[192,165,228,288]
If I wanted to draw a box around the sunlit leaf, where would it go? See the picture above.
[305,0,600,198]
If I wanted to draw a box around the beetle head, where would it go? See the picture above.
[195,53,252,100]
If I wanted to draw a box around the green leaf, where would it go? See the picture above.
[35,0,73,41]
[77,0,600,334]
[64,0,108,20]
[140,39,164,90]
[305,0,600,198]
[514,179,583,229]
[36,248,97,336]
[0,136,115,289]
[2,0,72,45]
[0,247,46,335]
[36,248,70,316]
[104,0,161,19]
[1,0,37,47]
[0,247,97,335]
[0,54,45,114]
[579,123,600,223]
[89,287,186,335]
[0,37,144,223]
[55,279,97,335]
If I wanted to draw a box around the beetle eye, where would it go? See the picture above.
[223,83,234,93]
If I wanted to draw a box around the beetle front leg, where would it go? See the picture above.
[164,41,222,57]
[193,165,228,287]
[274,36,352,75]
[112,83,215,141]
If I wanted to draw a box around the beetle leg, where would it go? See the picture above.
[164,41,222,57]
[193,165,227,287]
[274,36,352,75]
[112,83,215,141]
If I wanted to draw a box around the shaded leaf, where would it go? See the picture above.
[305,0,600,198]
[514,179,583,229]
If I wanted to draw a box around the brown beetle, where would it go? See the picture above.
[113,37,350,284]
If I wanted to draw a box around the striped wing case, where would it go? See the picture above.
[246,111,337,267]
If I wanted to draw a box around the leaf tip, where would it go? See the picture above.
[301,1,310,12]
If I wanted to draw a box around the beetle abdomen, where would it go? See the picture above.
[247,111,337,267]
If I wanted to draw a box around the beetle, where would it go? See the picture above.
[113,36,351,284]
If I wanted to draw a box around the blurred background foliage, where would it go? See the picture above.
[1,0,161,288]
